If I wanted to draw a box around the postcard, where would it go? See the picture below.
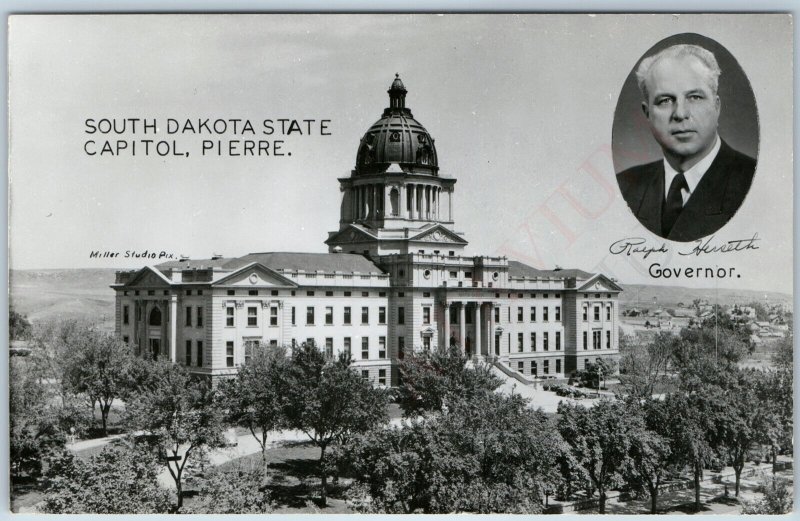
[8,14,793,515]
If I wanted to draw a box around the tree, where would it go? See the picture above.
[396,343,500,416]
[124,362,225,511]
[187,459,273,514]
[40,444,171,514]
[557,399,642,514]
[9,308,32,340]
[625,398,679,514]
[280,343,389,506]
[218,346,289,470]
[338,391,562,513]
[618,332,674,398]
[61,330,140,436]
[660,391,720,511]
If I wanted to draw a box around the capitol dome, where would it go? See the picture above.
[355,74,439,175]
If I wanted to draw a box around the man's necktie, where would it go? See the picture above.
[662,173,688,237]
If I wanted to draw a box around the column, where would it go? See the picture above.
[410,184,417,219]
[448,189,453,221]
[488,302,495,357]
[443,302,450,349]
[170,296,177,362]
[474,302,482,358]
[400,185,408,218]
[373,184,379,218]
[459,302,466,355]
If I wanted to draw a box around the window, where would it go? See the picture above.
[378,369,386,386]
[271,307,278,326]
[325,306,333,325]
[584,359,588,370]
[272,290,279,296]
[247,306,258,327]
[197,307,203,327]
[379,307,386,324]
[607,305,612,321]
[344,291,351,297]
[530,307,536,322]
[423,337,431,351]
[306,338,314,346]
[245,340,259,364]
[398,336,405,359]
[583,306,588,321]
[226,307,235,327]
[227,290,235,296]
[543,359,549,374]
[362,291,369,297]
[291,306,296,325]
[423,306,431,324]
[344,337,351,357]
[361,337,369,359]
[517,333,524,353]
[361,370,369,380]
[450,270,457,278]
[556,359,561,373]
[531,332,537,352]
[249,290,258,296]
[185,340,192,365]
[543,332,549,351]
[517,307,524,322]
[556,331,561,351]
[325,291,333,297]
[307,291,315,296]
[583,331,588,350]
[594,306,600,321]
[423,292,431,298]
[344,307,351,325]
[325,338,333,358]
[123,305,129,325]
[494,307,500,322]
[555,306,561,321]
[361,307,369,324]
[122,335,129,344]
[606,330,611,349]
[518,361,524,373]
[379,337,386,359]
[398,307,405,325]
[197,341,203,367]
[543,307,549,322]
[306,306,315,325]
[594,330,602,350]
[185,307,192,327]
[532,361,538,377]
[226,341,234,367]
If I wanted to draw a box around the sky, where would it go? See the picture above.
[8,14,793,293]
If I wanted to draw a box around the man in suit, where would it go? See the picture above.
[617,44,756,242]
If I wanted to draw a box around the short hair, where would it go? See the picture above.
[636,44,722,101]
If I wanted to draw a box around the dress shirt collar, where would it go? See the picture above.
[663,135,721,205]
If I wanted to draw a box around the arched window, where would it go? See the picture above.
[149,307,162,326]
[389,188,399,216]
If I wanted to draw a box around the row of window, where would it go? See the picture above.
[361,369,388,386]
[583,330,612,350]
[226,305,418,327]
[517,358,561,376]
[224,336,396,367]
[185,339,204,367]
[583,305,613,322]
[516,331,561,352]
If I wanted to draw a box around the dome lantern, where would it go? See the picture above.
[388,73,407,110]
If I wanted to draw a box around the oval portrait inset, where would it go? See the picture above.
[612,33,759,242]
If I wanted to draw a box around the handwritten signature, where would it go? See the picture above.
[678,233,760,256]
[608,237,668,259]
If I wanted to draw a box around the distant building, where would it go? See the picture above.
[112,76,622,385]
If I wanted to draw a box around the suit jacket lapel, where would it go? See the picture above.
[636,162,665,235]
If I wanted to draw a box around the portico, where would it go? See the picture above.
[442,299,498,360]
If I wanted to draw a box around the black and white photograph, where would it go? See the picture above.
[6,13,794,516]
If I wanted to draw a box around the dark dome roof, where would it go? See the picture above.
[355,75,438,175]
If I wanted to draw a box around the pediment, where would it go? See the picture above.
[576,274,623,293]
[326,225,378,245]
[125,267,172,288]
[409,225,468,245]
[212,263,297,288]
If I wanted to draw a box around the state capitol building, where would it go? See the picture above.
[113,76,622,386]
